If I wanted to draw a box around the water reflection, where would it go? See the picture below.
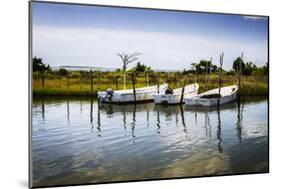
[122,110,127,130]
[67,99,70,125]
[146,110,150,127]
[41,98,45,120]
[97,100,101,136]
[217,107,223,153]
[80,100,82,117]
[179,105,187,134]
[156,108,161,134]
[236,98,242,143]
[36,97,265,145]
[32,96,268,187]
[204,112,211,142]
[90,98,93,126]
[194,105,198,125]
[131,104,136,140]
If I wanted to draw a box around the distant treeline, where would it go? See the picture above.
[33,56,268,77]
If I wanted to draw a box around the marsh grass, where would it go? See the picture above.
[32,72,268,97]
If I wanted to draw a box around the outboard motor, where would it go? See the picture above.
[105,88,114,101]
[165,87,173,95]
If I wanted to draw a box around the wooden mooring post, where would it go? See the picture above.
[123,70,126,90]
[90,70,93,96]
[96,71,100,91]
[240,53,244,86]
[237,52,243,96]
[254,62,258,94]
[146,71,149,87]
[66,75,69,89]
[165,73,169,83]
[217,53,224,107]
[180,77,187,104]
[192,63,197,84]
[205,58,212,91]
[175,72,179,88]
[41,70,45,88]
[115,76,119,90]
[131,73,136,103]
[157,73,160,94]
[204,61,208,91]
[80,71,82,94]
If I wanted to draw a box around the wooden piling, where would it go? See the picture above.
[66,75,69,89]
[80,71,82,94]
[180,77,187,104]
[157,73,160,94]
[146,71,149,87]
[97,71,100,91]
[240,53,244,86]
[238,53,243,90]
[175,73,179,88]
[217,53,224,107]
[90,70,93,96]
[131,73,136,103]
[205,58,212,91]
[165,73,169,83]
[123,70,126,90]
[237,53,243,95]
[41,70,44,88]
[204,61,208,91]
[254,62,257,94]
[115,76,119,90]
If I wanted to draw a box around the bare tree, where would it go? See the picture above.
[116,52,141,90]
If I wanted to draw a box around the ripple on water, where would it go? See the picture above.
[31,97,268,186]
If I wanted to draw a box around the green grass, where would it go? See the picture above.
[32,72,268,97]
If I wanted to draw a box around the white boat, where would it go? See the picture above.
[185,85,238,106]
[153,83,199,105]
[98,84,168,103]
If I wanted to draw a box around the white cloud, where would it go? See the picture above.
[33,25,268,70]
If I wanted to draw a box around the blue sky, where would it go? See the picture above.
[32,2,268,70]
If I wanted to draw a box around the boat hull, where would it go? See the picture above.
[185,85,238,107]
[98,84,168,104]
[198,93,237,106]
[185,96,200,106]
[153,84,199,105]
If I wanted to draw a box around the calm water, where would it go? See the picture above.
[32,97,268,187]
